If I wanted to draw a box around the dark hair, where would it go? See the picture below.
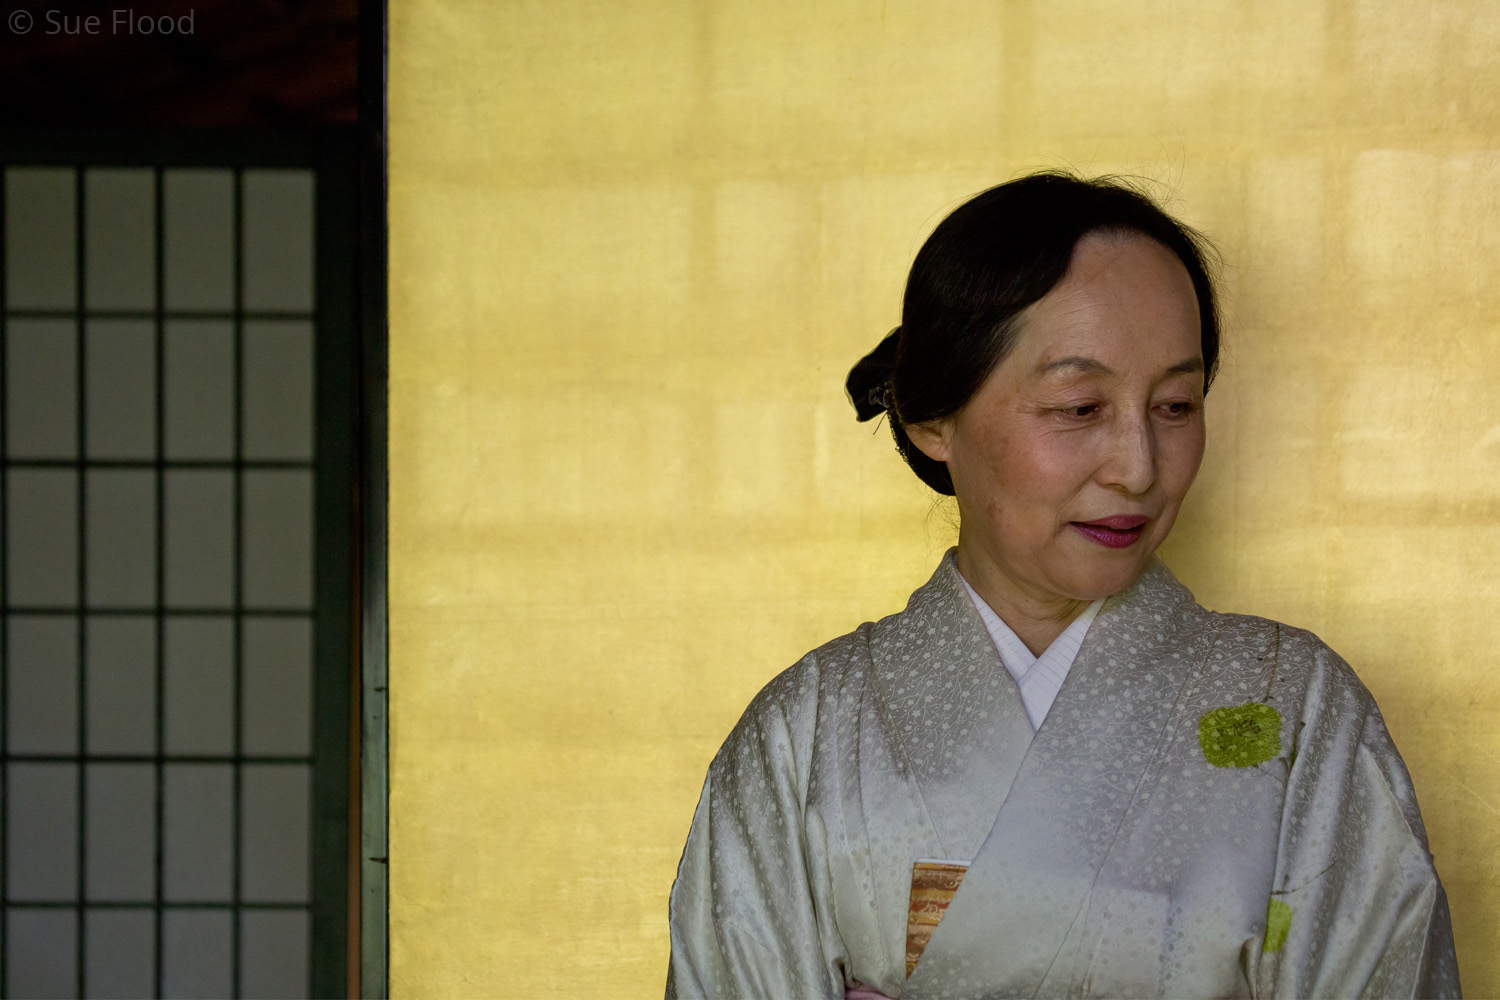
[846,172,1222,495]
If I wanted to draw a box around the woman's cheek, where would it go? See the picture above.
[1024,437,1091,492]
[1163,425,1207,492]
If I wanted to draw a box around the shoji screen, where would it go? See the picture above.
[0,134,357,1000]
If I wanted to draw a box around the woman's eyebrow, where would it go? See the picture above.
[1038,355,1112,376]
[1038,356,1204,377]
[1164,357,1206,376]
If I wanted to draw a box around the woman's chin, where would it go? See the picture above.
[1052,549,1153,601]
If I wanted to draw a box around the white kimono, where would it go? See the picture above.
[666,551,1459,999]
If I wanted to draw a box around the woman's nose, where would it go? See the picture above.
[1099,413,1158,495]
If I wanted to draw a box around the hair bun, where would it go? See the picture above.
[846,327,902,422]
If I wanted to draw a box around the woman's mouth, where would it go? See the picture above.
[1069,515,1148,549]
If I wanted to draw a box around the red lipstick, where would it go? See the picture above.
[1069,515,1148,549]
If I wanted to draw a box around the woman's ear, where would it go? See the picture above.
[904,418,953,463]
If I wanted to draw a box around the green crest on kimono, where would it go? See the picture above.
[1198,702,1282,768]
[1263,899,1292,953]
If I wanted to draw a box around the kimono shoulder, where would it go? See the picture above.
[708,621,879,802]
[1199,611,1458,997]
[1208,610,1432,845]
[665,622,882,1000]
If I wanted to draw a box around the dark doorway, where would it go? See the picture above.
[0,3,386,998]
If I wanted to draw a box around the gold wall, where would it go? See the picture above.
[389,2,1500,995]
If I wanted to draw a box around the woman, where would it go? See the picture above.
[665,174,1459,999]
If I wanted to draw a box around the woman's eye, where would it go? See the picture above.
[1158,401,1197,419]
[1060,404,1099,419]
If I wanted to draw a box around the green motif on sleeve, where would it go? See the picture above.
[1197,702,1282,768]
[1263,899,1291,953]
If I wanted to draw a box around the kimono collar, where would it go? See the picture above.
[955,568,1105,730]
[926,547,1196,637]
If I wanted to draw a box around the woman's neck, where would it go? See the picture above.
[954,544,1091,657]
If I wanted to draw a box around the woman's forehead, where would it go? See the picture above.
[1006,237,1201,369]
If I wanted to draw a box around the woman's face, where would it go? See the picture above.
[909,230,1207,604]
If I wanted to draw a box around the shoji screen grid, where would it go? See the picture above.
[1,165,316,999]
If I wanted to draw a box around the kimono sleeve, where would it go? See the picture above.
[1257,644,1460,999]
[666,664,844,1000]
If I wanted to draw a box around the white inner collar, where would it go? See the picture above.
[956,571,1105,731]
